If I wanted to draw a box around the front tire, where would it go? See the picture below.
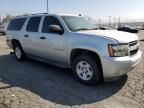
[14,43,25,61]
[72,55,102,85]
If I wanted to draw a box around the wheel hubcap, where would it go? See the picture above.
[76,61,93,81]
[15,47,22,59]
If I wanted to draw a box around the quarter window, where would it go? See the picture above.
[42,16,62,33]
[27,16,41,32]
[7,18,26,31]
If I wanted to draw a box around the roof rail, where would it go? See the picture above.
[31,13,48,15]
[15,12,48,17]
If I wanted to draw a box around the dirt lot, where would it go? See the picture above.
[0,31,144,108]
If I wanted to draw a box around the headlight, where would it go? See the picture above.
[108,44,129,57]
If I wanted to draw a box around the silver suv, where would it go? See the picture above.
[6,13,142,85]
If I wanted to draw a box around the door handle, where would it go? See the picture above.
[24,35,29,37]
[40,36,46,40]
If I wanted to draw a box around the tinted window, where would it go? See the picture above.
[42,16,62,33]
[27,16,41,32]
[7,18,26,31]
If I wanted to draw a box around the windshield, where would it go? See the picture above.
[61,16,98,32]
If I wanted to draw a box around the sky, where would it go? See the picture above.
[0,0,144,22]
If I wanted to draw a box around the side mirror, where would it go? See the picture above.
[48,25,64,35]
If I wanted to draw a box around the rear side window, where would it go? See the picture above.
[42,16,62,33]
[27,16,41,32]
[7,18,26,31]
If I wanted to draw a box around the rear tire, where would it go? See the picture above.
[72,55,102,85]
[13,43,25,61]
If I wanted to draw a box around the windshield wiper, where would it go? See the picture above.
[74,28,98,31]
[90,28,98,30]
[74,28,90,31]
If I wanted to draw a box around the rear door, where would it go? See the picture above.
[22,16,42,56]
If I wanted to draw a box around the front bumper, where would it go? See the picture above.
[101,50,142,81]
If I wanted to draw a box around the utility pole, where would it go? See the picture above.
[118,17,121,27]
[114,17,116,28]
[98,18,101,28]
[0,15,1,25]
[109,16,111,28]
[47,0,49,13]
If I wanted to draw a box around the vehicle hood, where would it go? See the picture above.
[77,30,138,43]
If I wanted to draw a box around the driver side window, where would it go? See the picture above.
[42,16,62,33]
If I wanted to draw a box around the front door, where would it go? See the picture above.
[37,16,67,63]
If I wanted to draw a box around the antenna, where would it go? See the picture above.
[79,14,82,16]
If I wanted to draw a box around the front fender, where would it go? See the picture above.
[66,33,117,67]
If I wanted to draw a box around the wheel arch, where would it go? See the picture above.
[70,48,101,64]
[11,39,21,49]
[70,48,104,80]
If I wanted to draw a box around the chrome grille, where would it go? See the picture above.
[129,40,139,56]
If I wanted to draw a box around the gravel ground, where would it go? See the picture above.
[0,31,144,108]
